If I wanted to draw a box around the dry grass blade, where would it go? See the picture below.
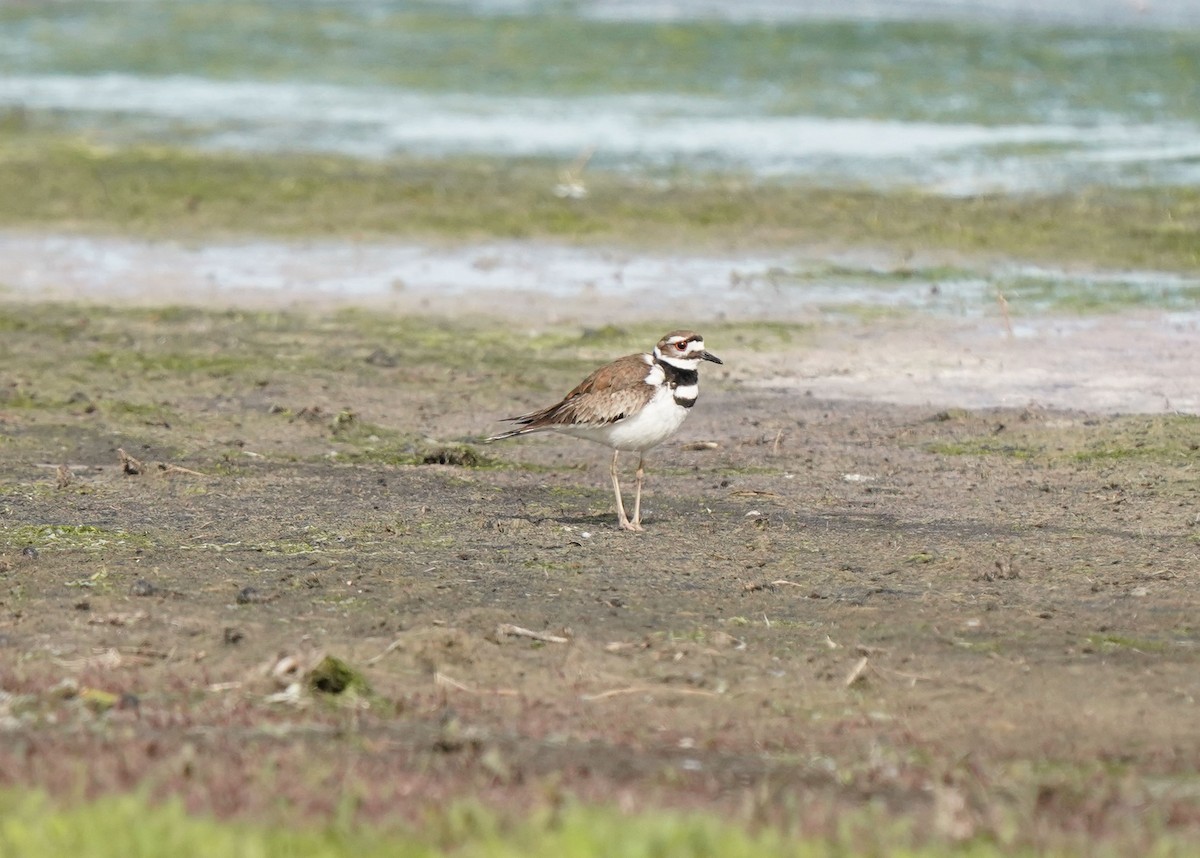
[54,647,124,671]
[496,623,570,644]
[434,671,476,693]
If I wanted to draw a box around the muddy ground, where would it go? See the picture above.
[0,299,1198,850]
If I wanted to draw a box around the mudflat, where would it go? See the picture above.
[1,295,1197,849]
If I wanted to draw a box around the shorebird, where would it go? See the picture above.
[488,330,722,531]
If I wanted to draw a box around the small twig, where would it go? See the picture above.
[496,623,570,644]
[434,671,475,693]
[581,685,718,702]
[873,663,992,694]
[843,655,870,687]
[365,637,406,665]
[771,579,806,587]
[160,463,208,477]
[433,671,519,696]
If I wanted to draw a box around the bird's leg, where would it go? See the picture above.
[630,453,646,529]
[610,449,633,531]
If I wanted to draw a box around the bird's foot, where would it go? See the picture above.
[618,518,645,532]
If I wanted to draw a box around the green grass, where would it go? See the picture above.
[1,524,153,551]
[996,275,1200,314]
[1071,415,1200,463]
[1086,634,1168,653]
[1,790,1190,858]
[0,302,786,486]
[1,132,1198,271]
[0,302,804,438]
[303,411,501,468]
[780,264,980,284]
[926,415,1200,465]
[926,441,1043,460]
[85,348,252,379]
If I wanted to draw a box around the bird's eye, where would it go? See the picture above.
[674,341,687,351]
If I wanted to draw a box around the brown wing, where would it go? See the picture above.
[491,353,655,438]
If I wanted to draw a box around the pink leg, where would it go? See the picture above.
[629,453,646,531]
[610,450,633,531]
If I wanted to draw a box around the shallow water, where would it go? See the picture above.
[2,1,1199,194]
[5,230,1198,322]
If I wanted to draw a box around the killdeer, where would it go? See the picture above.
[488,330,722,531]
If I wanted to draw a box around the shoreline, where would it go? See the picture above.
[4,229,1197,415]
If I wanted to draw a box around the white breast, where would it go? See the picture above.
[673,382,698,401]
[561,384,691,452]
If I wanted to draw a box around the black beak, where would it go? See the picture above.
[702,351,723,365]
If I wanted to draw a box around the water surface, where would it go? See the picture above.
[3,1,1199,193]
